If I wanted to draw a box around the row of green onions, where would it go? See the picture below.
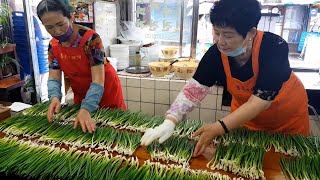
[140,160,238,180]
[147,136,196,165]
[214,128,271,150]
[280,154,320,180]
[0,115,141,155]
[22,103,203,139]
[1,114,197,164]
[207,143,265,180]
[215,128,320,157]
[0,137,233,180]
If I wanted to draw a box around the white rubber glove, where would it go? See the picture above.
[140,119,176,146]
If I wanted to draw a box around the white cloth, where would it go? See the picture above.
[9,102,32,112]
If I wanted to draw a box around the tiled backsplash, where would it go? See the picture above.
[119,75,230,123]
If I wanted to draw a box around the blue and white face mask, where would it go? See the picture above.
[224,46,247,57]
[217,38,247,57]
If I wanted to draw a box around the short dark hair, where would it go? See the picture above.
[37,0,71,21]
[210,0,261,37]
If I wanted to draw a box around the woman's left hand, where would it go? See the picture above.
[74,109,96,133]
[192,123,222,157]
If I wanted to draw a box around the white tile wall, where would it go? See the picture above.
[155,79,170,90]
[127,87,140,101]
[141,102,155,116]
[218,86,224,95]
[122,86,127,101]
[155,90,170,104]
[216,110,224,120]
[310,120,320,136]
[200,94,217,109]
[210,85,218,95]
[200,109,216,123]
[222,105,231,111]
[141,78,155,89]
[169,90,180,104]
[170,80,186,91]
[216,95,223,110]
[119,75,126,87]
[155,104,169,116]
[141,88,155,103]
[127,101,141,112]
[189,107,200,121]
[120,75,225,124]
[127,77,141,87]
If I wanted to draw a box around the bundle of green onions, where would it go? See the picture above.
[93,108,203,139]
[308,136,320,155]
[23,102,203,138]
[214,128,320,157]
[147,136,196,165]
[214,128,272,151]
[0,115,141,155]
[135,160,237,180]
[175,119,204,138]
[22,102,50,116]
[280,154,320,180]
[0,137,233,180]
[207,143,265,180]
[23,103,203,139]
[271,133,316,157]
[0,137,126,180]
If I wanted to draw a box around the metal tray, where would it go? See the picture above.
[125,66,150,74]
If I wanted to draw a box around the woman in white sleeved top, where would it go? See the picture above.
[140,0,310,157]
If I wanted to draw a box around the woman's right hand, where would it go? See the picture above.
[47,97,61,123]
[140,119,176,146]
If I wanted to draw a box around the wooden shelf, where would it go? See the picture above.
[0,75,24,91]
[0,44,16,55]
[0,44,20,80]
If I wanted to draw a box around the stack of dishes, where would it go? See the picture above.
[110,44,129,71]
[159,46,179,63]
[159,57,177,63]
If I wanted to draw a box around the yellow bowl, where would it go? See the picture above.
[161,47,179,58]
[148,61,171,77]
[173,61,199,80]
[159,57,176,63]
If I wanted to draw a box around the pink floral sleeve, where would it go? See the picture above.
[166,79,210,122]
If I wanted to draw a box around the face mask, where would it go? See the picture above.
[217,38,248,57]
[224,46,247,57]
[53,24,73,42]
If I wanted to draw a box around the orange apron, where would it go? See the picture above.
[51,29,126,110]
[221,30,309,135]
